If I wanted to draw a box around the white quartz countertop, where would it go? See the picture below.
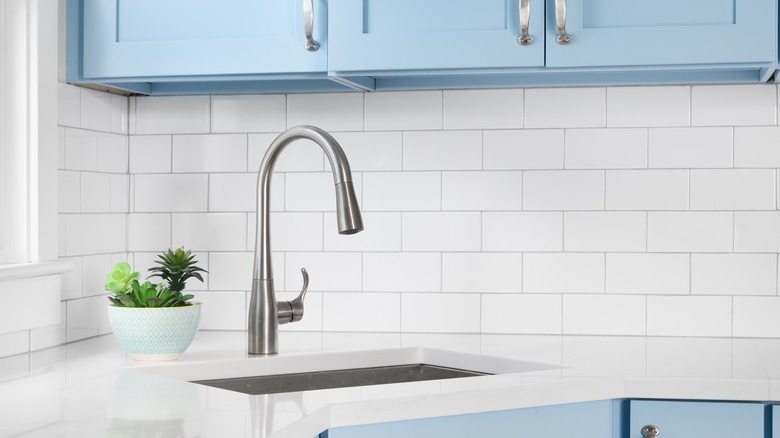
[3,331,780,438]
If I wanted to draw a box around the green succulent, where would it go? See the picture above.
[147,248,206,293]
[105,262,141,293]
[108,280,194,308]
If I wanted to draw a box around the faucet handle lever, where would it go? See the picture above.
[289,268,308,322]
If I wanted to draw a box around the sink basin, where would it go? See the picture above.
[194,364,489,395]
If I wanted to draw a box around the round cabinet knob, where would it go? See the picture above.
[641,425,660,438]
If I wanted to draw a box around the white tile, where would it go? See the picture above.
[58,83,81,128]
[402,212,481,251]
[561,337,646,377]
[647,296,731,337]
[196,292,246,330]
[607,86,690,127]
[135,96,210,134]
[649,127,733,168]
[97,133,127,173]
[249,133,324,173]
[96,214,127,254]
[647,338,732,378]
[483,129,564,170]
[401,293,480,333]
[482,294,561,334]
[565,128,647,169]
[363,253,440,292]
[733,297,780,338]
[442,171,522,211]
[444,89,523,129]
[79,214,100,255]
[690,169,775,210]
[647,212,733,253]
[692,84,777,126]
[66,297,98,342]
[523,170,604,210]
[525,88,606,128]
[0,331,30,358]
[80,172,111,213]
[58,171,80,213]
[208,252,253,291]
[288,93,364,131]
[482,212,563,252]
[605,170,688,210]
[365,91,443,131]
[266,213,323,252]
[80,88,111,132]
[65,128,98,171]
[210,173,284,212]
[58,126,66,169]
[285,172,363,212]
[127,214,171,252]
[81,254,114,297]
[172,134,247,173]
[172,213,246,252]
[277,291,321,331]
[61,257,83,300]
[442,253,522,293]
[331,132,403,172]
[285,253,362,292]
[211,94,286,133]
[403,131,482,171]
[134,174,208,212]
[524,253,604,293]
[324,212,401,252]
[30,303,67,351]
[563,295,645,335]
[129,135,172,173]
[362,172,441,211]
[110,94,128,135]
[691,254,777,295]
[735,127,780,168]
[606,253,689,295]
[110,174,129,213]
[735,212,780,252]
[323,293,400,332]
[564,212,646,252]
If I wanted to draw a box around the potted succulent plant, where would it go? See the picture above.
[105,248,206,361]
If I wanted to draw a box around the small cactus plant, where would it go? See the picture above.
[148,247,206,293]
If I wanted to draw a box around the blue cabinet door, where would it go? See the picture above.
[328,0,545,75]
[79,0,328,79]
[629,400,764,438]
[546,0,777,68]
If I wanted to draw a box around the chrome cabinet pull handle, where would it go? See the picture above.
[641,425,660,438]
[303,0,320,51]
[518,0,533,45]
[554,0,572,45]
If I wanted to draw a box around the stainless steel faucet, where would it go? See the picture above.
[249,126,364,355]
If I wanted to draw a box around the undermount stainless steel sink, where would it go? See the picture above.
[194,364,490,395]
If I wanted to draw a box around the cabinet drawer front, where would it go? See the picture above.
[629,400,763,438]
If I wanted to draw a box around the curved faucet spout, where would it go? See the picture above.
[249,126,364,355]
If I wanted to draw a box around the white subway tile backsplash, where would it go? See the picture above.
[30,304,67,351]
[365,91,442,131]
[692,84,777,126]
[129,135,172,174]
[401,293,480,333]
[66,297,98,342]
[733,297,780,338]
[649,127,732,168]
[483,129,564,170]
[65,128,98,171]
[402,212,481,252]
[523,170,604,210]
[110,175,129,213]
[212,94,286,133]
[208,252,253,291]
[80,88,112,132]
[524,253,605,293]
[96,215,127,254]
[110,94,128,135]
[606,253,689,295]
[647,296,732,337]
[691,254,777,295]
[128,214,171,252]
[324,212,401,252]
[58,83,81,128]
[442,171,522,211]
[648,212,733,253]
[482,212,563,252]
[442,253,522,293]
[96,133,128,173]
[525,88,606,129]
[288,93,364,132]
[563,294,645,335]
[362,172,441,211]
[172,213,246,252]
[606,86,690,127]
[735,212,780,253]
[134,174,208,212]
[690,169,775,210]
[363,253,440,292]
[210,173,284,212]
[285,172,363,212]
[134,96,210,134]
[249,133,324,172]
[564,212,646,252]
[565,128,647,169]
[81,254,114,297]
[323,293,400,332]
[80,172,111,213]
[60,257,83,300]
[444,89,523,130]
[58,171,81,213]
[605,170,688,210]
[403,131,482,171]
[285,252,362,292]
[331,132,403,172]
[172,134,247,173]
[734,127,780,168]
[197,292,246,330]
[482,294,561,334]
[268,213,323,252]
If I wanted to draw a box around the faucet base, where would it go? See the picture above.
[248,279,278,355]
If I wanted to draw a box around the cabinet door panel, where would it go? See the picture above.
[81,0,327,79]
[629,400,763,438]
[328,0,545,74]
[546,0,776,68]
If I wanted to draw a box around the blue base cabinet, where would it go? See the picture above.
[629,400,765,438]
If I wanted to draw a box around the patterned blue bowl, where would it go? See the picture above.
[107,303,201,361]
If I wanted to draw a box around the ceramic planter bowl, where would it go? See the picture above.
[107,303,201,361]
